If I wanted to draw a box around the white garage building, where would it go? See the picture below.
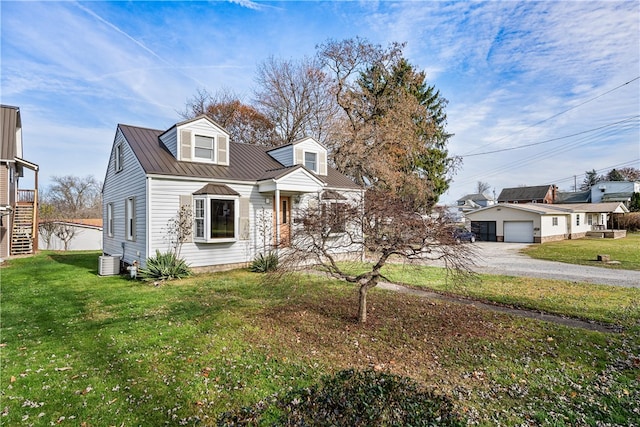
[466,202,628,243]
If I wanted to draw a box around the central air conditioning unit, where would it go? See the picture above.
[98,254,122,276]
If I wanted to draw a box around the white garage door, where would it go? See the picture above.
[504,221,534,243]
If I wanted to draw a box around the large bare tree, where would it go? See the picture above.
[253,56,340,146]
[182,88,280,146]
[279,189,475,323]
[41,175,102,219]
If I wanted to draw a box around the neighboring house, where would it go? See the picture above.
[556,189,591,204]
[466,202,628,243]
[497,185,558,204]
[102,116,362,271]
[39,219,102,251]
[591,181,640,206]
[456,193,495,214]
[0,105,39,259]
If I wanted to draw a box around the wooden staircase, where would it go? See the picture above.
[11,203,35,255]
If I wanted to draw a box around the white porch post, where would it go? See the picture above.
[274,189,281,250]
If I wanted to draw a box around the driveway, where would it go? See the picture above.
[468,242,640,288]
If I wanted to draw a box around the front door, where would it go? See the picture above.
[274,196,291,247]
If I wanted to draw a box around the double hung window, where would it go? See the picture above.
[304,152,318,173]
[194,135,215,161]
[125,197,136,241]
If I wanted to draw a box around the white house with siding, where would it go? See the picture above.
[466,202,628,243]
[102,116,362,271]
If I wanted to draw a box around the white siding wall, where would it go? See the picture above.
[277,169,325,192]
[268,146,293,166]
[159,128,178,158]
[568,212,592,236]
[148,178,271,268]
[539,215,568,239]
[102,128,148,265]
[292,190,364,256]
[294,138,327,175]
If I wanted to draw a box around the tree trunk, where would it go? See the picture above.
[358,284,368,323]
[357,277,378,323]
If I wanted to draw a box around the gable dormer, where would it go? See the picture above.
[267,136,327,176]
[159,116,229,166]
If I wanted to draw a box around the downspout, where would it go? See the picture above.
[274,188,280,251]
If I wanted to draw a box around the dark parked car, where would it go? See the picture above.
[453,228,476,243]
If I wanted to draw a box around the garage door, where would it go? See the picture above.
[504,221,534,243]
[471,221,497,242]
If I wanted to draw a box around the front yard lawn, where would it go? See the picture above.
[1,252,638,426]
[381,264,640,328]
[521,232,640,270]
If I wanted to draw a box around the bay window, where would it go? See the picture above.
[193,196,238,242]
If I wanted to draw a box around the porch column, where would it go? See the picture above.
[274,189,280,250]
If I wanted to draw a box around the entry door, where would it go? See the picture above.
[273,196,291,247]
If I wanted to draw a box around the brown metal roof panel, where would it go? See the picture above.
[193,183,240,196]
[1,105,19,161]
[118,123,360,189]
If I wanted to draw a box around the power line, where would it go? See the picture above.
[452,116,639,187]
[462,76,640,156]
[460,115,639,158]
[546,159,640,187]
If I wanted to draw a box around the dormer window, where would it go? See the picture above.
[194,135,215,161]
[172,120,229,165]
[304,151,318,173]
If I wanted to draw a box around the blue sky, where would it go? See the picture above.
[1,0,638,204]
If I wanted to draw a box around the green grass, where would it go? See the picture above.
[1,251,639,426]
[381,264,640,328]
[521,232,640,270]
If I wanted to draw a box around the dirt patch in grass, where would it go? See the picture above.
[246,287,515,380]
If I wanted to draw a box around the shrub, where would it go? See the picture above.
[217,369,465,426]
[138,250,191,281]
[249,251,279,273]
[617,212,640,232]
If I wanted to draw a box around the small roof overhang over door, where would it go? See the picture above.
[193,183,240,196]
[258,165,325,193]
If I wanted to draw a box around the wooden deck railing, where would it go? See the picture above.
[17,189,36,204]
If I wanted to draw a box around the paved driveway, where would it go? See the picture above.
[469,242,640,288]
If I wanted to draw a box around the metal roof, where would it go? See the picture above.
[497,185,552,201]
[1,105,21,161]
[118,124,361,190]
[193,183,240,196]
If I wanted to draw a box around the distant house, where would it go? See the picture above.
[0,105,39,259]
[101,116,362,271]
[591,181,640,207]
[39,219,102,251]
[466,202,628,243]
[456,193,495,214]
[497,185,558,204]
[556,189,591,204]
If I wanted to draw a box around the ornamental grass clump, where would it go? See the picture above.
[249,251,279,273]
[138,250,191,281]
